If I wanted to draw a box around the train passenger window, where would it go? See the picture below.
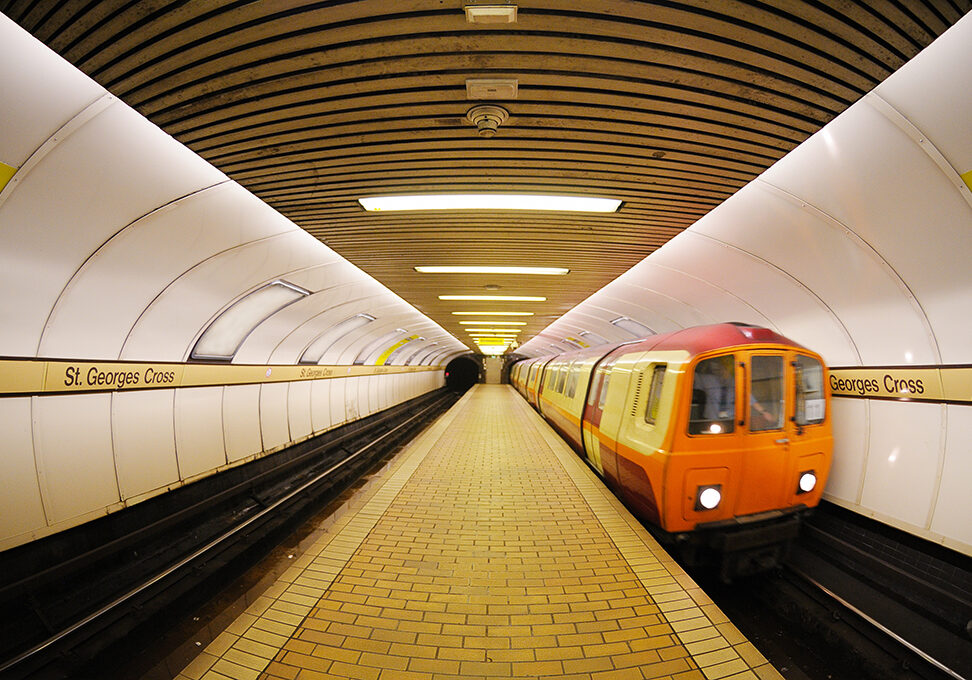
[598,371,611,409]
[750,355,784,431]
[644,364,666,425]
[588,370,603,407]
[567,367,578,398]
[689,355,735,435]
[556,365,568,393]
[794,355,826,425]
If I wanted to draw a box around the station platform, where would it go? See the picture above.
[175,385,781,680]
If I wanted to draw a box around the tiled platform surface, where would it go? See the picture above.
[177,385,781,680]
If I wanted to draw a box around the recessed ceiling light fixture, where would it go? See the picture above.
[458,321,526,325]
[610,316,654,337]
[439,295,545,301]
[359,194,621,213]
[415,266,568,275]
[464,4,517,24]
[466,328,521,334]
[452,311,534,316]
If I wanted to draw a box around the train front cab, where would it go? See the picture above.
[588,341,833,578]
[673,346,832,575]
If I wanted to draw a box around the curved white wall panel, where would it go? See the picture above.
[111,390,179,501]
[0,100,226,357]
[758,101,965,363]
[859,402,945,529]
[0,14,104,167]
[122,231,339,361]
[287,381,314,442]
[260,383,294,453]
[310,381,332,433]
[40,182,287,359]
[222,385,264,463]
[0,398,47,542]
[33,394,118,525]
[174,387,227,479]
[933,407,972,547]
[826,400,869,502]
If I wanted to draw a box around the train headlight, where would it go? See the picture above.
[797,471,817,494]
[695,485,722,511]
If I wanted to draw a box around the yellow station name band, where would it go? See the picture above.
[0,358,440,397]
[829,366,972,405]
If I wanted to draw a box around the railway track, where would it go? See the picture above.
[704,503,972,680]
[0,389,459,680]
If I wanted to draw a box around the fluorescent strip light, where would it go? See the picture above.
[452,311,534,316]
[439,295,545,302]
[415,266,568,275]
[466,328,521,334]
[458,321,526,325]
[359,194,621,213]
[192,281,309,361]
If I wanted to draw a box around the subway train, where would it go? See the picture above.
[511,322,833,578]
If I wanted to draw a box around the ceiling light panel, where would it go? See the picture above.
[415,266,568,275]
[439,295,545,301]
[458,321,526,325]
[452,311,534,316]
[358,194,621,213]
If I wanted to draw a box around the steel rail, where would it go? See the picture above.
[0,393,453,674]
[788,564,968,680]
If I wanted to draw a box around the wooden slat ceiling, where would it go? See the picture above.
[4,0,968,352]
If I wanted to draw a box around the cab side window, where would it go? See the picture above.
[689,355,735,435]
[794,355,826,425]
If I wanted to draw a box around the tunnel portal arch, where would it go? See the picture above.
[445,355,480,393]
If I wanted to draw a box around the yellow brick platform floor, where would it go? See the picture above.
[178,385,781,680]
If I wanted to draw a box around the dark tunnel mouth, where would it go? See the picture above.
[445,356,479,393]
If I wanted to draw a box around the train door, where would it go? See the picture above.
[737,351,789,515]
[582,355,622,486]
[582,364,608,474]
[787,353,830,501]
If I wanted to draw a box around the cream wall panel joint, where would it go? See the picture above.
[865,92,972,211]
[0,93,114,210]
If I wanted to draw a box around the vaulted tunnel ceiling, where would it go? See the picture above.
[4,0,968,351]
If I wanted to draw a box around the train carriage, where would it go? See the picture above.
[515,323,833,578]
